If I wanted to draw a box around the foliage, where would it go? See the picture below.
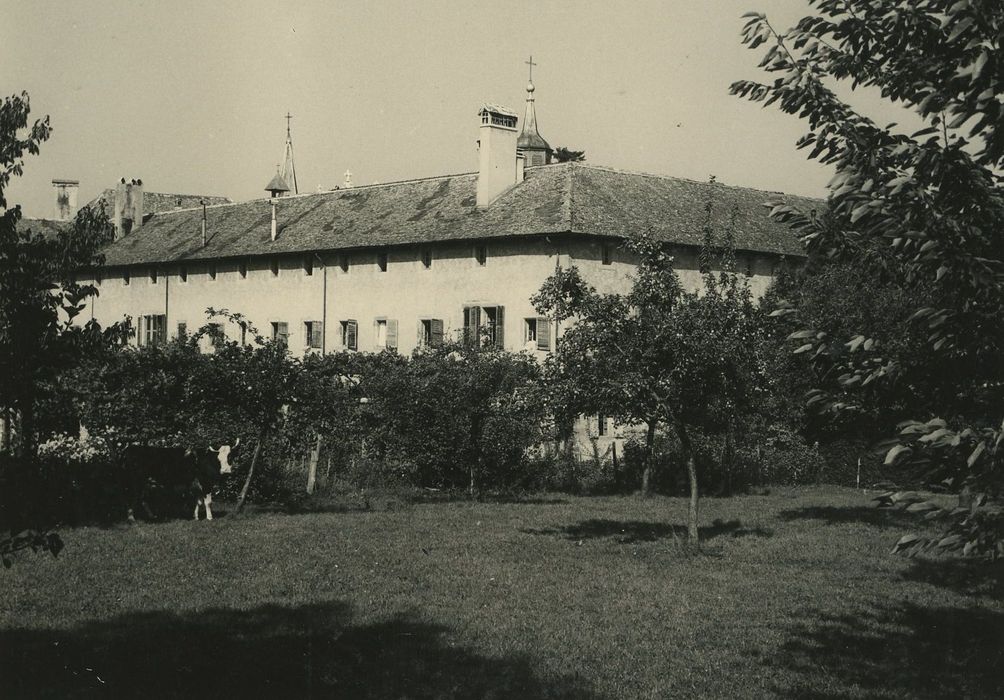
[533,222,769,540]
[552,146,586,163]
[0,91,122,563]
[733,1,1004,557]
[358,343,545,493]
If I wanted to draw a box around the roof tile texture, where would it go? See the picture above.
[100,163,812,267]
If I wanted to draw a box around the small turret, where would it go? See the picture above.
[517,56,552,166]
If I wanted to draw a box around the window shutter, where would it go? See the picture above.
[387,319,399,350]
[431,318,444,346]
[137,316,145,346]
[277,322,288,344]
[494,306,505,348]
[312,321,323,349]
[347,320,358,351]
[464,306,481,346]
[536,317,550,351]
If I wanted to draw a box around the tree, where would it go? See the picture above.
[552,147,586,163]
[732,1,1004,557]
[533,226,768,541]
[190,309,299,514]
[360,342,544,494]
[1,92,119,563]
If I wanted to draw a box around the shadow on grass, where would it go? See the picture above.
[766,603,1004,698]
[901,557,1004,600]
[250,491,568,517]
[777,505,917,528]
[523,518,772,544]
[1,601,598,699]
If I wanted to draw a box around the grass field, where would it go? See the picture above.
[2,486,1002,698]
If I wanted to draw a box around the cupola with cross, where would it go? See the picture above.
[517,56,552,166]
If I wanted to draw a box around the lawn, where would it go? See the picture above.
[2,486,1002,698]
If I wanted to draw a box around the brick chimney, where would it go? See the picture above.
[52,179,79,221]
[476,104,521,208]
[113,178,144,239]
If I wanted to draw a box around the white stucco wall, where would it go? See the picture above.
[78,235,787,358]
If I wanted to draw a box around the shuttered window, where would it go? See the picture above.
[271,321,288,345]
[341,320,358,350]
[305,321,323,350]
[139,314,166,346]
[420,319,444,347]
[464,306,504,348]
[177,322,187,339]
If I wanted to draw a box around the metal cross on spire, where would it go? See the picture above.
[285,112,293,138]
[525,55,537,82]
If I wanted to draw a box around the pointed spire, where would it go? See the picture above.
[518,56,552,166]
[280,112,298,195]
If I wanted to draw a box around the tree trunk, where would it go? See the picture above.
[676,422,699,543]
[719,421,735,497]
[306,434,321,495]
[235,433,264,515]
[640,421,656,496]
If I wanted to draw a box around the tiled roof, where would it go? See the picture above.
[16,217,69,239]
[84,189,233,216]
[100,163,813,267]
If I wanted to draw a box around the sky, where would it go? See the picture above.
[4,0,909,219]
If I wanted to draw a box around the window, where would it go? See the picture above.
[598,414,608,437]
[123,270,131,286]
[270,257,280,277]
[340,319,358,350]
[239,259,247,279]
[176,322,187,339]
[339,254,350,273]
[180,265,188,283]
[304,320,323,350]
[208,262,217,281]
[420,319,444,347]
[271,321,289,346]
[475,245,487,266]
[374,318,399,350]
[524,317,551,351]
[421,248,432,269]
[138,314,167,346]
[303,255,314,276]
[601,242,613,266]
[377,251,388,272]
[463,305,504,348]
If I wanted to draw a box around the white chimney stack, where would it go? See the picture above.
[113,178,144,239]
[52,179,79,222]
[476,104,520,208]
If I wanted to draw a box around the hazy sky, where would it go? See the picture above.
[4,0,907,218]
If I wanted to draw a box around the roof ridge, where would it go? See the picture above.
[567,162,820,200]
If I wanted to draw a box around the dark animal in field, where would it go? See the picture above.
[121,440,239,521]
